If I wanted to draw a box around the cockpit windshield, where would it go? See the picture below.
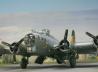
[24,33,35,47]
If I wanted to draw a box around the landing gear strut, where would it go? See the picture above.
[20,57,28,69]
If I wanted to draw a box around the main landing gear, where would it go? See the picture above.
[69,55,76,68]
[69,50,77,68]
[20,57,29,69]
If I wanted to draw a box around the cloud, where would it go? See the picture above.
[0,9,98,42]
[0,26,19,32]
[0,26,31,32]
[0,26,32,43]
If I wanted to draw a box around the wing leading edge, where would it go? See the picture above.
[0,48,11,56]
[75,42,97,54]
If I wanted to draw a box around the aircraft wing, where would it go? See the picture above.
[74,42,97,54]
[0,48,11,56]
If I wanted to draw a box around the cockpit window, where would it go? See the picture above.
[24,33,35,47]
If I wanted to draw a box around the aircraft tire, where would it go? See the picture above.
[20,57,28,69]
[35,56,46,64]
[69,56,76,68]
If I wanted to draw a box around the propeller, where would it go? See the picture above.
[86,32,98,57]
[58,29,69,52]
[64,29,68,42]
[1,41,11,47]
[70,30,75,45]
[86,32,98,46]
[1,38,24,63]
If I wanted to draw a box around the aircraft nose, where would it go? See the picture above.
[24,33,35,47]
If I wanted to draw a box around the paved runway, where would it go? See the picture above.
[0,63,98,72]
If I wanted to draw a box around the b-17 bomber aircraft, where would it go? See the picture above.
[0,29,98,69]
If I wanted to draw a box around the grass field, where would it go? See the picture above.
[0,55,98,65]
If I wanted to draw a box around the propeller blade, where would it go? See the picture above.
[86,32,98,46]
[86,32,96,40]
[15,38,24,47]
[72,30,75,37]
[10,38,24,53]
[64,29,68,41]
[70,30,75,45]
[1,41,11,47]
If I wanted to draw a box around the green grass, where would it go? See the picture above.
[0,64,6,67]
[0,55,98,65]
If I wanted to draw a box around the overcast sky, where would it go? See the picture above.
[0,0,98,43]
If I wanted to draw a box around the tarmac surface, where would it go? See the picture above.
[0,63,98,72]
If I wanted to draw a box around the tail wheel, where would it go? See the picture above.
[35,56,46,64]
[20,57,28,69]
